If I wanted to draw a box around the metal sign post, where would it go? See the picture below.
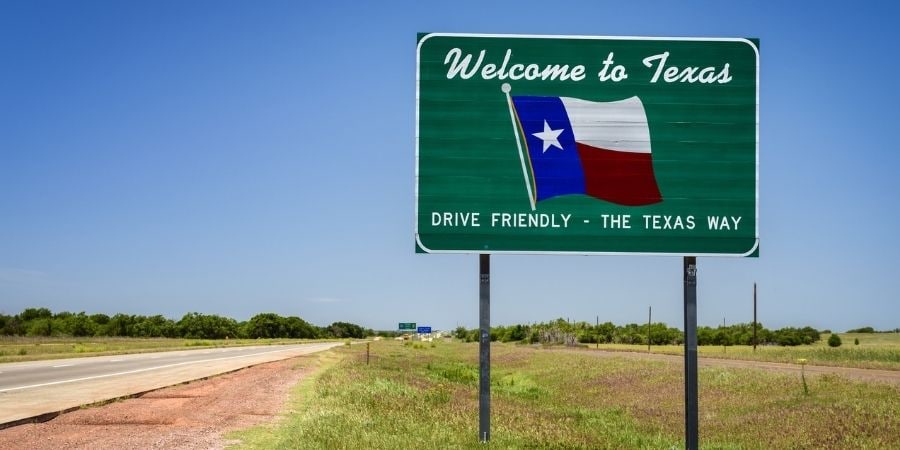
[684,257,698,450]
[479,254,491,442]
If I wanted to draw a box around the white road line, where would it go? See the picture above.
[109,359,123,362]
[52,364,75,368]
[0,344,335,393]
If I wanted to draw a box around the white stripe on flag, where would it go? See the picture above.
[559,96,652,154]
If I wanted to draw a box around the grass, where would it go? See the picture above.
[589,333,900,370]
[0,336,327,363]
[230,340,900,449]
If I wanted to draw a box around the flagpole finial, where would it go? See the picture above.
[501,83,511,94]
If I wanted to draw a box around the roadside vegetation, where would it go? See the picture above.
[586,335,900,371]
[4,308,896,369]
[0,307,371,363]
[0,307,368,339]
[454,319,900,370]
[231,340,900,449]
[456,318,860,347]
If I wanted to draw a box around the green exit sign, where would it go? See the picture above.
[398,322,417,331]
[415,33,759,256]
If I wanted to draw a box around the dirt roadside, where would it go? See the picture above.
[0,355,319,450]
[556,347,900,385]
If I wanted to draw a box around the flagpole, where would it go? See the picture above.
[501,83,536,211]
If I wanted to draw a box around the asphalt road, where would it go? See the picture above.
[0,342,342,427]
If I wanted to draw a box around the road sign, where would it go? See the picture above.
[398,322,416,331]
[417,326,432,334]
[416,33,759,256]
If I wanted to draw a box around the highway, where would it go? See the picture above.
[0,342,342,427]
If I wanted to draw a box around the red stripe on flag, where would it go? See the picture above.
[575,143,662,206]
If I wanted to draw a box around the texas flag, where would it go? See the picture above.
[510,94,662,206]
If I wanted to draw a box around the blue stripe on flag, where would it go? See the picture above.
[511,96,586,202]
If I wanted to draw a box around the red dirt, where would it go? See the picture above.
[0,356,315,450]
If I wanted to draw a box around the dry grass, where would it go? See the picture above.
[591,332,900,370]
[231,340,900,449]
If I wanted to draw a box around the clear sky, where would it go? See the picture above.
[2,1,899,332]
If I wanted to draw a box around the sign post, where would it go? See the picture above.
[684,257,698,450]
[415,33,758,445]
[479,254,490,443]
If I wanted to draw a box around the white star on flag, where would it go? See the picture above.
[532,120,564,153]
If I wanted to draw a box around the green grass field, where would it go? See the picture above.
[0,336,324,363]
[231,340,900,449]
[590,333,900,370]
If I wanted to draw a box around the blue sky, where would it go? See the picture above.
[1,1,898,332]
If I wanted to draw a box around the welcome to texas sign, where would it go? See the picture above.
[415,33,759,256]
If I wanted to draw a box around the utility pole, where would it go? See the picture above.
[647,306,652,352]
[753,283,758,352]
[723,316,726,353]
[596,315,599,349]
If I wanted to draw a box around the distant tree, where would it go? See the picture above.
[595,322,616,344]
[1,316,24,335]
[177,312,239,339]
[26,318,53,336]
[854,338,859,345]
[828,334,842,347]
[90,313,110,326]
[769,326,821,346]
[19,307,52,322]
[133,315,177,337]
[283,316,319,339]
[496,324,527,342]
[101,314,138,337]
[0,314,9,334]
[68,312,97,337]
[846,326,875,333]
[245,313,286,338]
[325,321,366,339]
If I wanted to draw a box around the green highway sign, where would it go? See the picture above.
[415,33,759,256]
[398,322,417,331]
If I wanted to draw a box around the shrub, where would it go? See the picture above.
[854,338,859,345]
[828,334,842,347]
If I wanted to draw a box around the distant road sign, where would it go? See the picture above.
[398,322,417,331]
[417,326,432,334]
[416,33,759,256]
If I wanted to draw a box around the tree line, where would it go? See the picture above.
[845,326,900,333]
[0,308,371,340]
[454,318,827,346]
